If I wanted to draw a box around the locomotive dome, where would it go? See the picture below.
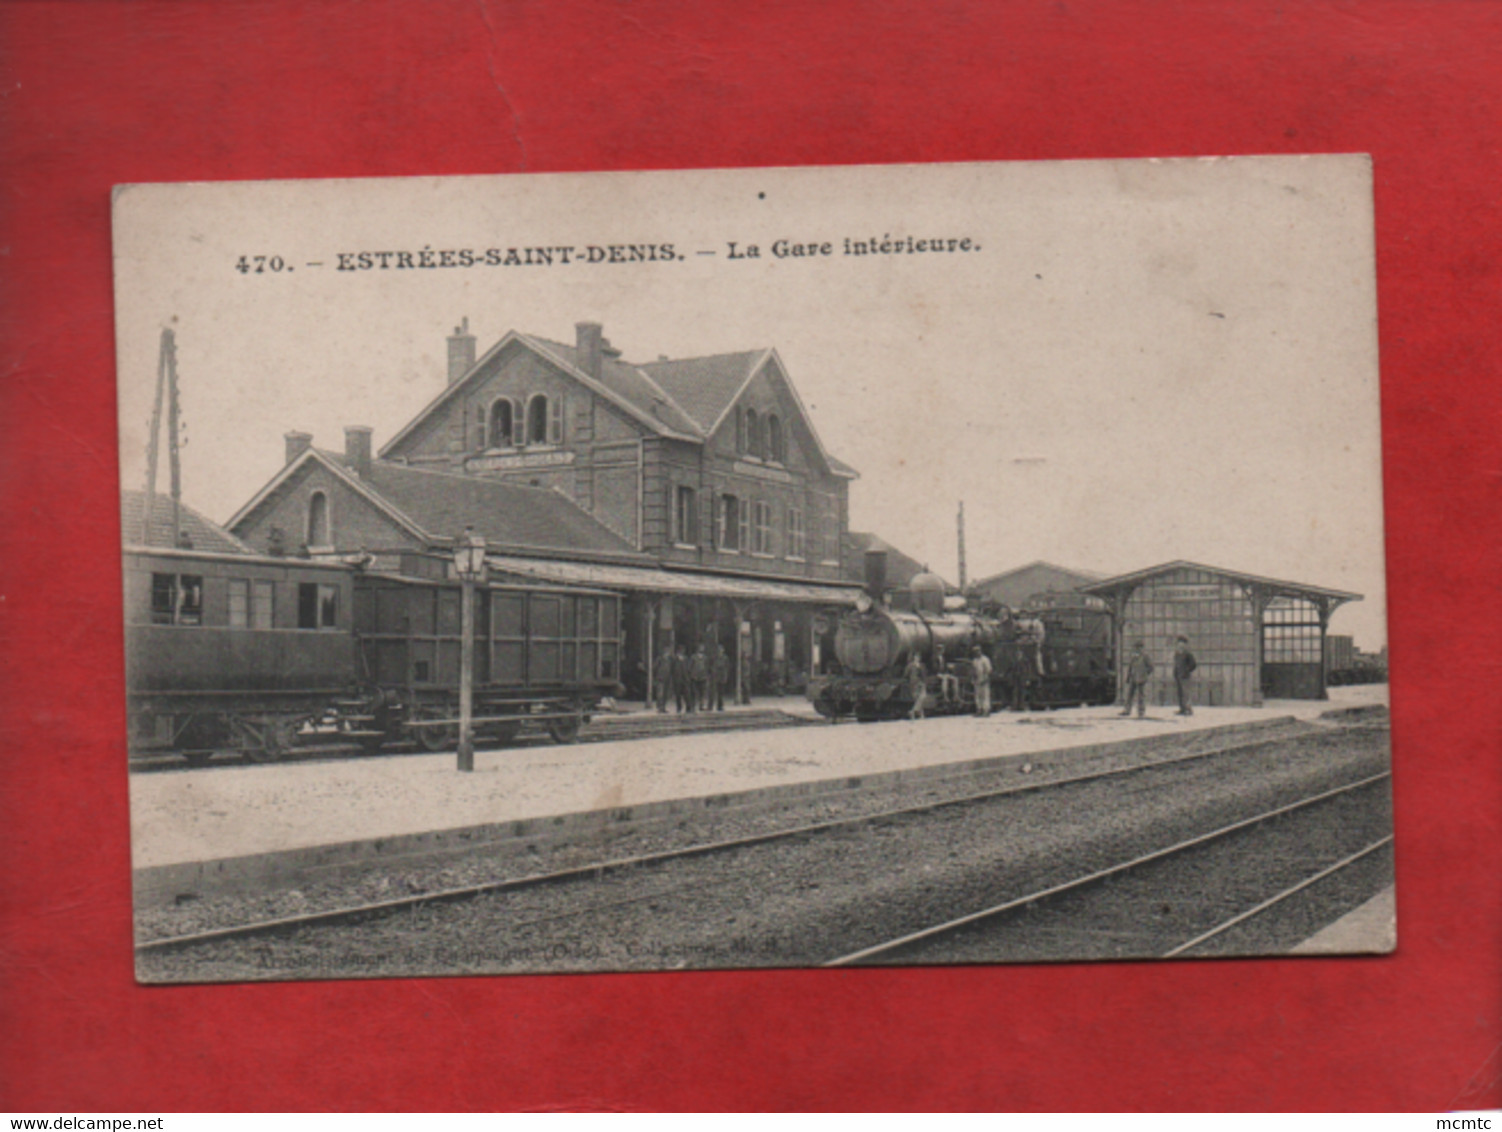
[909,569,947,615]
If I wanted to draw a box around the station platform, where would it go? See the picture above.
[130,684,1388,899]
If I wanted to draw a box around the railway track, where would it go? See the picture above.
[136,726,1381,966]
[823,771,1392,965]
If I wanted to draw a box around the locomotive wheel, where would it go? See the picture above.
[546,714,582,744]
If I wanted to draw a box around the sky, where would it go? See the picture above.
[113,156,1387,647]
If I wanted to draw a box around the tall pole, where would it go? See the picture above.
[957,499,968,592]
[142,328,171,544]
[457,574,476,772]
[164,329,182,544]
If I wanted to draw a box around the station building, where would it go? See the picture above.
[1079,561,1361,706]
[228,320,867,701]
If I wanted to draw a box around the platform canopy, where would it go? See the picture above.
[1079,560,1361,610]
[485,554,865,606]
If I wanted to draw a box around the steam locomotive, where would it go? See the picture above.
[808,555,1115,721]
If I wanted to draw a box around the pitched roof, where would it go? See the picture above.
[350,458,641,558]
[637,349,768,435]
[122,489,253,554]
[380,328,857,479]
[971,561,1107,588]
[524,336,705,438]
[1079,560,1362,604]
[230,449,643,560]
[844,531,937,588]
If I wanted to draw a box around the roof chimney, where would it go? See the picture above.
[576,321,604,378]
[344,425,373,479]
[285,430,313,465]
[447,316,476,385]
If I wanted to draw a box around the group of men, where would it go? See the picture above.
[1120,635,1198,718]
[904,645,995,720]
[652,641,732,714]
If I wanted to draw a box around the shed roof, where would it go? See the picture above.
[1079,560,1361,605]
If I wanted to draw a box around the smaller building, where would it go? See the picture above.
[1080,561,1361,706]
[968,561,1105,610]
[842,532,935,594]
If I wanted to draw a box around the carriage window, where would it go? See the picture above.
[228,579,249,627]
[151,573,203,625]
[253,580,275,628]
[298,582,339,629]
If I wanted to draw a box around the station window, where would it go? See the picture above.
[753,501,774,555]
[718,494,741,551]
[297,582,339,630]
[489,398,515,448]
[675,485,699,547]
[1263,598,1323,663]
[307,491,330,548]
[150,573,203,626]
[787,506,805,559]
[745,409,762,459]
[767,415,784,463]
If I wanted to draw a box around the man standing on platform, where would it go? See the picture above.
[654,642,675,713]
[1173,635,1198,716]
[1120,640,1153,718]
[673,645,690,713]
[710,642,729,712]
[687,645,708,714]
[972,646,993,718]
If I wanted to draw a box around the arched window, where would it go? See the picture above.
[767,415,784,463]
[745,408,761,458]
[527,394,549,445]
[307,490,330,547]
[488,399,514,448]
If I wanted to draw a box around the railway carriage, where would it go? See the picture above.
[124,545,625,764]
[124,546,361,764]
[354,563,623,748]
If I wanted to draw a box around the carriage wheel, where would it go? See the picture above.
[233,716,298,764]
[546,713,582,744]
[416,717,457,752]
[487,721,521,747]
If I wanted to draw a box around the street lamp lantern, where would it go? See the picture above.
[453,527,487,772]
[455,527,488,581]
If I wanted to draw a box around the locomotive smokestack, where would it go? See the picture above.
[864,549,888,602]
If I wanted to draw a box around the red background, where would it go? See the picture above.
[1,0,1498,1112]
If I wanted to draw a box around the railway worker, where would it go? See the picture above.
[710,642,729,711]
[687,645,709,713]
[653,642,675,713]
[673,645,691,713]
[1173,635,1198,716]
[1120,640,1154,719]
[971,646,994,717]
[905,653,928,720]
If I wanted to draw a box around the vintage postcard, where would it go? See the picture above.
[114,157,1392,982]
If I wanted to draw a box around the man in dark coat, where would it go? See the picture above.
[673,646,690,713]
[687,645,709,714]
[653,643,675,713]
[1120,640,1153,718]
[710,642,729,711]
[1173,635,1198,716]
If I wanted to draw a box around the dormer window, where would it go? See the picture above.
[488,399,515,448]
[527,394,548,445]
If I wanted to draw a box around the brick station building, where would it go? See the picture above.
[229,320,866,701]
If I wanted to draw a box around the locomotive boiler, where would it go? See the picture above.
[808,552,1115,721]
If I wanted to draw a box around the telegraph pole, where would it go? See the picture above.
[957,499,968,592]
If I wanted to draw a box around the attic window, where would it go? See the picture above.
[489,399,514,448]
[767,414,784,463]
[307,491,331,548]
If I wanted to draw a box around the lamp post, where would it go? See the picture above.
[454,527,488,772]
